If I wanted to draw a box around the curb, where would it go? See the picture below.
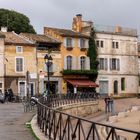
[31,115,48,140]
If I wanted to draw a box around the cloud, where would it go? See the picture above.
[0,0,140,36]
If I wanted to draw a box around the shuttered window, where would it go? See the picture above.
[16,57,23,72]
[110,58,120,70]
[99,58,108,70]
[67,56,72,70]
[80,56,86,70]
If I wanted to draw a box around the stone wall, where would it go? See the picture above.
[55,101,99,117]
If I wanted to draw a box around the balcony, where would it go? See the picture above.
[62,69,97,75]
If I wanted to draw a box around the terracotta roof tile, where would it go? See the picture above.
[0,31,34,45]
[44,27,89,38]
[20,33,61,44]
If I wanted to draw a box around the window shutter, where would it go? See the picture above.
[64,56,67,70]
[72,56,76,70]
[117,59,120,70]
[85,39,89,48]
[110,58,112,70]
[44,63,47,72]
[78,39,81,48]
[64,38,67,48]
[53,63,58,72]
[72,39,74,48]
[78,56,81,70]
[105,58,108,70]
[86,57,90,70]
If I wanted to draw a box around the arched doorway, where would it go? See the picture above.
[114,80,118,95]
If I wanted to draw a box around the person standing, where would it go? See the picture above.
[104,96,110,113]
[4,90,9,103]
[109,96,115,115]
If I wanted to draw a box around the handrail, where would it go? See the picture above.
[37,93,140,140]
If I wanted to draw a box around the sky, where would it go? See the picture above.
[0,0,140,36]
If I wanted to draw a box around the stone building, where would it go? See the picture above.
[44,26,98,94]
[20,33,61,94]
[72,14,139,96]
[0,30,37,97]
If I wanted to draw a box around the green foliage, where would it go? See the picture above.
[0,9,36,34]
[87,28,99,81]
[62,69,98,75]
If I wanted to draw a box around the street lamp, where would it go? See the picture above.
[44,54,53,96]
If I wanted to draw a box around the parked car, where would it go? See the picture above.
[0,93,5,103]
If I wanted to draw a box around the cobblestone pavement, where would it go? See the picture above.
[0,103,36,140]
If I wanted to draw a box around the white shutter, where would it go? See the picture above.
[64,56,67,70]
[110,58,112,70]
[72,38,74,48]
[78,39,81,48]
[44,63,47,72]
[64,38,67,48]
[72,56,76,70]
[117,59,120,70]
[78,56,81,70]
[86,57,90,70]
[85,39,89,48]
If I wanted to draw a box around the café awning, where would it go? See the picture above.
[67,79,99,87]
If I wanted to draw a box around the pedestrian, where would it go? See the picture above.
[4,89,9,103]
[104,95,110,113]
[8,88,14,102]
[109,95,115,115]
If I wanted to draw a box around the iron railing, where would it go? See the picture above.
[37,93,140,140]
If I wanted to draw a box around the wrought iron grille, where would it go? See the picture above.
[37,93,140,140]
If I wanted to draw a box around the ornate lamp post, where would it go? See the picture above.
[44,54,53,96]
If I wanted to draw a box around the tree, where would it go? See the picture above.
[0,9,36,34]
[87,28,99,81]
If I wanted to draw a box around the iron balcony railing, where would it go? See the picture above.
[37,93,140,140]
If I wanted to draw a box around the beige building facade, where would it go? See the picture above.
[72,14,139,96]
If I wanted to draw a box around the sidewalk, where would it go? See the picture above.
[0,103,36,140]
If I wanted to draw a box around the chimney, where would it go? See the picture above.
[115,26,121,33]
[72,14,82,32]
[1,27,7,32]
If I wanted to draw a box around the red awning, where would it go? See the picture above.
[67,79,99,87]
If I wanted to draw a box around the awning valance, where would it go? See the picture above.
[67,79,99,87]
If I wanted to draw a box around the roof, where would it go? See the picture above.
[20,33,61,44]
[44,27,89,38]
[0,31,34,45]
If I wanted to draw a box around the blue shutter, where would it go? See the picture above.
[78,56,81,70]
[105,58,108,70]
[72,56,76,70]
[110,59,112,70]
[64,38,67,48]
[117,59,120,70]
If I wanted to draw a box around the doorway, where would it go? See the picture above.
[114,80,118,95]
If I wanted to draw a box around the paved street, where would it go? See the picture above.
[0,103,36,140]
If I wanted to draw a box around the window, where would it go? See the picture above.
[0,83,2,88]
[121,78,125,91]
[66,38,72,48]
[16,46,23,53]
[110,58,120,70]
[96,40,104,48]
[80,38,85,48]
[112,41,119,49]
[67,56,72,70]
[80,56,86,70]
[99,58,108,70]
[16,57,23,72]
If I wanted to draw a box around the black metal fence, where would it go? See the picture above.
[37,93,140,140]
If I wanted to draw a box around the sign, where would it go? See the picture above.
[39,72,45,79]
[30,73,37,79]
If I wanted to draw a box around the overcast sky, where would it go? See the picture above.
[0,0,140,36]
